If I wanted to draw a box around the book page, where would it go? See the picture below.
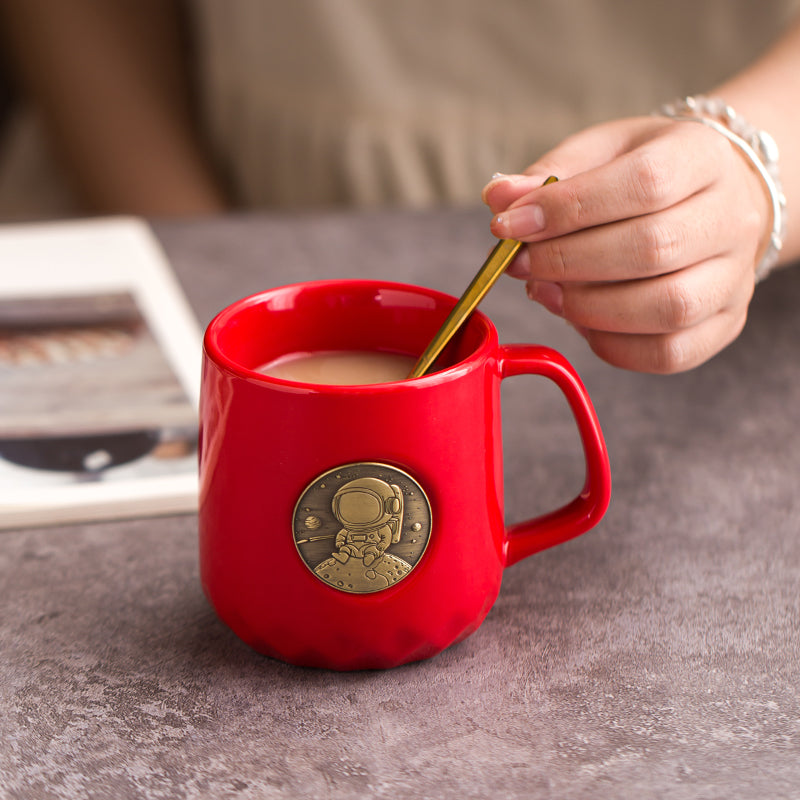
[0,217,201,529]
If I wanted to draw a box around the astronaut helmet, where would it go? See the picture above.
[332,477,403,531]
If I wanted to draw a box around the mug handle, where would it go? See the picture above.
[498,344,612,567]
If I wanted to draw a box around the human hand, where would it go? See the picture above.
[482,116,772,373]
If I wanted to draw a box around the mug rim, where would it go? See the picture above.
[203,279,498,391]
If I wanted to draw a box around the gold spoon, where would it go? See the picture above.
[408,175,558,378]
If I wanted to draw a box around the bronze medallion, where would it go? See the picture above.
[293,462,432,594]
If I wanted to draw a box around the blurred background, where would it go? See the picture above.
[0,0,798,223]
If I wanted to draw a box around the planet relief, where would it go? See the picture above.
[293,463,432,593]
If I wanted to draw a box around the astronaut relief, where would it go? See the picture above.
[294,465,432,594]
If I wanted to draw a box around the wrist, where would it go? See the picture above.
[657,95,786,282]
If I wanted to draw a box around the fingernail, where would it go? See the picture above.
[491,204,545,238]
[527,280,563,315]
[490,172,539,184]
[505,248,531,279]
[481,172,513,202]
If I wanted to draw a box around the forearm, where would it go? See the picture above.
[0,0,227,216]
[713,18,800,264]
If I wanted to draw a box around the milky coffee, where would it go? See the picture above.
[257,350,416,385]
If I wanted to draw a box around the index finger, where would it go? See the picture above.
[490,123,723,242]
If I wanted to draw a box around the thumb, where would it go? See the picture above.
[483,118,645,214]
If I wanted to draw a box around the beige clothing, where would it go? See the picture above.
[1,0,798,218]
[192,0,799,209]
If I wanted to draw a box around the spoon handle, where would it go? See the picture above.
[408,175,558,379]
[407,238,522,378]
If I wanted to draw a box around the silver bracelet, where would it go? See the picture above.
[658,95,786,282]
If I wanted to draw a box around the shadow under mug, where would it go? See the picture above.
[199,280,611,670]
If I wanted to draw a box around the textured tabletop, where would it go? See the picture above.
[2,208,799,799]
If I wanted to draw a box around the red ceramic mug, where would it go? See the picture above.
[199,280,611,670]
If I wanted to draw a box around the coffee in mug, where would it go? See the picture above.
[257,350,416,385]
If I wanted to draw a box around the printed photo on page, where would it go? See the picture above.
[0,217,201,529]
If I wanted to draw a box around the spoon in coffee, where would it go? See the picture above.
[408,175,558,378]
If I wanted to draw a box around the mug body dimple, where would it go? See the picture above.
[199,281,507,669]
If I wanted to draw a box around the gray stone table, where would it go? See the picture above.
[2,208,799,799]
